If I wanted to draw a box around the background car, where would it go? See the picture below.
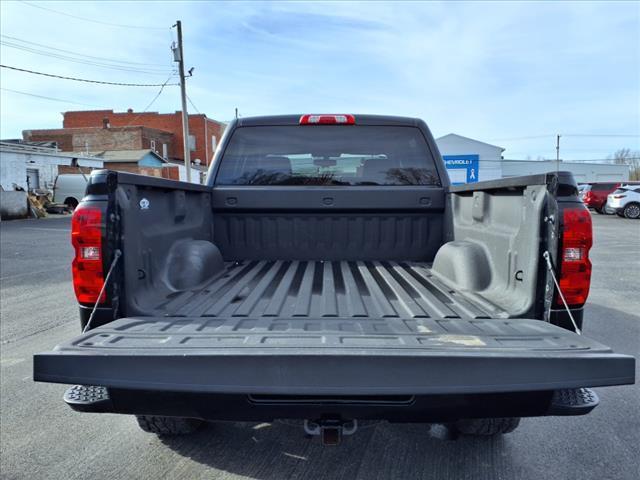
[582,181,640,214]
[606,185,640,219]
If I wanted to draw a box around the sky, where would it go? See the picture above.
[0,0,638,160]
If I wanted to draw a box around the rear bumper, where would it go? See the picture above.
[33,317,635,396]
[35,348,634,396]
[62,386,601,422]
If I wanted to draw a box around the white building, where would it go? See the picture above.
[501,160,628,183]
[435,133,629,184]
[435,134,504,184]
[0,142,102,191]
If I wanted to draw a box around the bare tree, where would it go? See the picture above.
[610,148,640,181]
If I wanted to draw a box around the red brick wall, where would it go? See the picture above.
[71,128,141,151]
[23,131,74,151]
[63,110,226,165]
[140,128,174,158]
[23,126,175,156]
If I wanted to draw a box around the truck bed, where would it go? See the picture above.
[155,260,507,320]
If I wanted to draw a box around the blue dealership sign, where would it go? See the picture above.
[443,154,479,184]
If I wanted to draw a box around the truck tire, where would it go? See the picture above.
[623,203,640,219]
[135,415,203,436]
[453,417,521,436]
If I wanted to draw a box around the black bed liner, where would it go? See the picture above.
[34,316,634,395]
[155,260,505,320]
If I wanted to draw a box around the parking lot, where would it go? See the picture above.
[1,213,638,480]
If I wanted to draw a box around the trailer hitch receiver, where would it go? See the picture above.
[304,419,358,446]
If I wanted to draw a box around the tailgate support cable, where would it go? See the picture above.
[83,249,122,334]
[542,251,581,335]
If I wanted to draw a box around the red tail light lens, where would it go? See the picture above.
[71,205,105,304]
[556,207,592,307]
[299,114,355,125]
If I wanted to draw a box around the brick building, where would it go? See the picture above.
[63,109,226,166]
[23,126,174,159]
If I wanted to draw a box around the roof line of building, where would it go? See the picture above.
[64,109,226,126]
[436,133,506,152]
[0,142,103,162]
[23,125,172,133]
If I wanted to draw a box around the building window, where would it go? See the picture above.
[212,136,217,152]
[188,135,196,151]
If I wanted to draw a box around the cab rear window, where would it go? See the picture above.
[215,126,441,186]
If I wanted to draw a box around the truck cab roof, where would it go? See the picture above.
[236,114,423,127]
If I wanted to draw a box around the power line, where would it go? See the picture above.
[563,134,640,138]
[71,74,175,154]
[0,34,168,67]
[488,134,555,142]
[19,1,167,31]
[1,64,180,87]
[136,75,175,118]
[1,87,108,108]
[186,94,201,114]
[489,133,640,142]
[503,158,640,163]
[1,41,175,75]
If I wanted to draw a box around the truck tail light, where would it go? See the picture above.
[71,205,105,305]
[556,207,592,307]
[299,114,355,125]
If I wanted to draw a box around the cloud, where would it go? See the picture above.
[1,1,638,158]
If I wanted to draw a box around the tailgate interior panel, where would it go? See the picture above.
[34,317,635,395]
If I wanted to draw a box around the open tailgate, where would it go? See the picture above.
[34,317,634,395]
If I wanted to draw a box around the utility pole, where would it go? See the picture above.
[174,20,191,183]
[556,134,561,172]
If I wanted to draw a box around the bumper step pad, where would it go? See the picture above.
[548,388,599,415]
[63,385,113,413]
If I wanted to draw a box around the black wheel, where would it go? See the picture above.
[64,197,79,210]
[616,211,625,217]
[135,415,204,436]
[623,203,640,219]
[594,206,604,214]
[452,417,521,436]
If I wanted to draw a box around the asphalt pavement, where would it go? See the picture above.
[1,213,638,480]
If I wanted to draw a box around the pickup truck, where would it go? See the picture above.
[34,114,635,444]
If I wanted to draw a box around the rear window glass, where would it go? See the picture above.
[612,188,628,194]
[215,126,441,186]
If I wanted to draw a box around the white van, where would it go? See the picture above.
[53,174,88,209]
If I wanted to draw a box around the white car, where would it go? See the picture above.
[606,185,640,219]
